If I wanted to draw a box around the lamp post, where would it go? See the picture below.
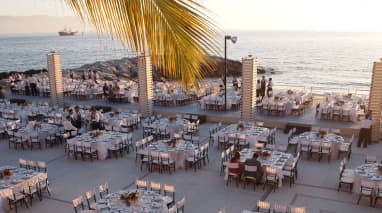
[224,35,237,110]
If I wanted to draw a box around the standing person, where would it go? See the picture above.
[88,69,92,80]
[82,72,86,81]
[92,70,97,83]
[95,71,100,83]
[256,79,261,98]
[103,83,109,97]
[357,113,374,148]
[73,106,82,129]
[267,78,273,98]
[260,76,266,101]
[29,76,37,96]
[70,70,74,82]
[88,107,101,130]
[232,77,238,91]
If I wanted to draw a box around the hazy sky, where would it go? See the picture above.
[1,0,382,32]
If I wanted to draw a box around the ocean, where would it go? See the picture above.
[1,31,382,95]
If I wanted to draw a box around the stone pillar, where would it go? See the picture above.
[138,55,153,117]
[47,52,64,106]
[368,59,382,142]
[241,55,257,121]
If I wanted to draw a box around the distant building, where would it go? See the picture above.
[47,52,64,106]
[369,59,382,142]
[138,55,153,117]
[241,55,257,121]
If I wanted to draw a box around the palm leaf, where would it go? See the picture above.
[64,0,220,87]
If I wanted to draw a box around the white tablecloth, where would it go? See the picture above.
[67,131,129,160]
[141,140,196,169]
[353,163,382,193]
[214,124,269,148]
[224,150,292,187]
[291,132,345,159]
[0,166,47,212]
[96,190,169,213]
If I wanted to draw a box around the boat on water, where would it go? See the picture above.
[58,28,78,36]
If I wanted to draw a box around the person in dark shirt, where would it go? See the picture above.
[244,153,263,184]
[260,76,266,101]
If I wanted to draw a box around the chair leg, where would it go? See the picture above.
[357,194,362,204]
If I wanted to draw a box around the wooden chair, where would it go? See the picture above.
[185,150,201,172]
[282,161,296,188]
[220,152,227,176]
[72,196,84,213]
[272,202,288,213]
[30,134,41,150]
[22,182,41,206]
[310,141,321,160]
[83,145,99,161]
[19,158,27,169]
[107,143,123,159]
[289,206,306,213]
[160,152,176,174]
[337,164,354,193]
[176,196,186,213]
[263,167,279,192]
[226,163,240,187]
[37,161,47,173]
[84,190,97,210]
[299,141,310,158]
[45,134,57,148]
[7,129,17,149]
[256,200,271,213]
[150,181,162,194]
[357,181,374,206]
[136,179,148,190]
[243,165,257,191]
[15,135,28,150]
[320,142,332,162]
[98,182,109,198]
[38,176,51,196]
[163,184,176,206]
[8,189,29,213]
[374,183,382,207]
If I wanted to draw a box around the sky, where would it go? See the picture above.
[1,0,382,33]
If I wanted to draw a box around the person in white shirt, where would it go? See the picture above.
[88,107,101,130]
[63,116,77,133]
[357,112,374,148]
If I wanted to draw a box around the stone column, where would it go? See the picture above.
[138,55,153,117]
[241,55,257,121]
[368,59,382,142]
[47,52,64,106]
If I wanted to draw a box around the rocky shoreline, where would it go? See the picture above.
[0,56,273,81]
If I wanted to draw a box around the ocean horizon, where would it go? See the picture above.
[1,30,382,95]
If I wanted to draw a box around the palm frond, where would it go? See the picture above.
[64,0,220,86]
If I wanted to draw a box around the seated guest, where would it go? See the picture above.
[244,153,264,184]
[228,152,241,175]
